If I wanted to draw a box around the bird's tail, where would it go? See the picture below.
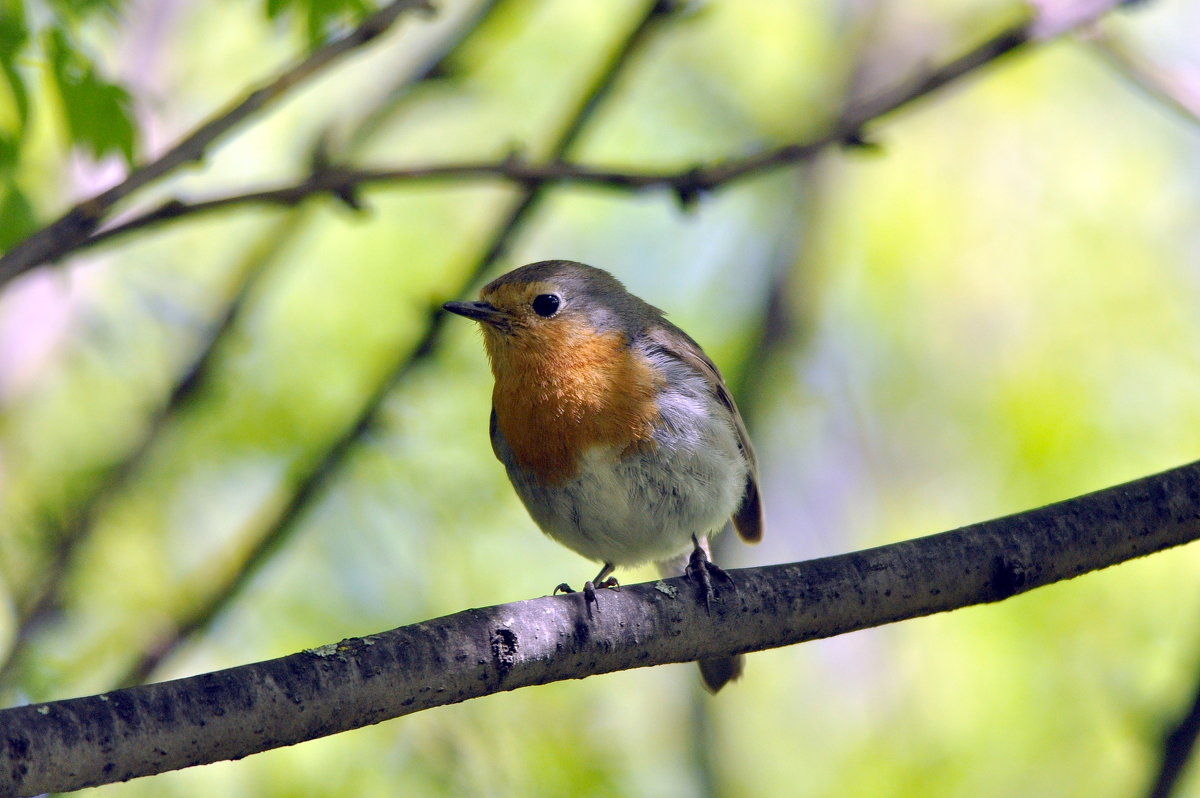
[656,537,744,694]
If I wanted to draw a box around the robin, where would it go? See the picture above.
[444,260,763,692]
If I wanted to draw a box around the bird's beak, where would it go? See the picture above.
[443,300,506,326]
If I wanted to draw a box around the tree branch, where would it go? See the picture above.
[3,459,1199,797]
[0,0,437,287]
[58,0,1141,256]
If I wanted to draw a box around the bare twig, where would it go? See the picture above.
[0,0,436,286]
[61,0,1142,257]
[4,458,1200,797]
[115,0,681,688]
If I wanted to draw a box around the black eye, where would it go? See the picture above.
[531,294,561,317]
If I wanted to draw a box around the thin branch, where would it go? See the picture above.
[0,0,437,287]
[0,0,508,694]
[4,459,1200,797]
[80,160,731,249]
[1145,652,1200,798]
[114,0,681,688]
[17,0,1137,263]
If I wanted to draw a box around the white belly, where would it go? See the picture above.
[497,398,748,567]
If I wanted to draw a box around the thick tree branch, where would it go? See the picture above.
[62,0,1141,256]
[0,0,436,287]
[3,459,1199,797]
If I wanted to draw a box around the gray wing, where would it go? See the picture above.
[643,325,763,543]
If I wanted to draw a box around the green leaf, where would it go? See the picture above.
[0,0,27,33]
[265,0,290,21]
[307,0,373,47]
[264,0,373,48]
[0,3,30,131]
[0,58,29,133]
[45,26,138,165]
[0,178,36,251]
[0,131,18,169]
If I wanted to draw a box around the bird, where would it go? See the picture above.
[444,259,762,692]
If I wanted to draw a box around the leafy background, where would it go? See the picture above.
[2,0,1200,796]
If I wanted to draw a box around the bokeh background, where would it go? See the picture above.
[2,0,1200,796]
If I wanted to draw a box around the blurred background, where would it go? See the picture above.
[2,0,1200,795]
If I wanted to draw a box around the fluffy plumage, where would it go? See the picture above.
[445,260,763,692]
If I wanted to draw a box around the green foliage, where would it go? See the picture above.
[0,0,139,238]
[0,176,34,249]
[0,0,373,249]
[52,0,125,16]
[44,26,135,165]
[264,0,373,49]
[0,5,30,134]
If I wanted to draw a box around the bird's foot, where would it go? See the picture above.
[553,576,620,595]
[554,564,619,616]
[686,537,734,614]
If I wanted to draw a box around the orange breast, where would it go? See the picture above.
[485,324,662,484]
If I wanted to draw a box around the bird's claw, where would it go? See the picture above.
[554,576,619,599]
[686,543,734,614]
[555,574,620,619]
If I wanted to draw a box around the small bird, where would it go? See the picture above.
[444,260,762,692]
